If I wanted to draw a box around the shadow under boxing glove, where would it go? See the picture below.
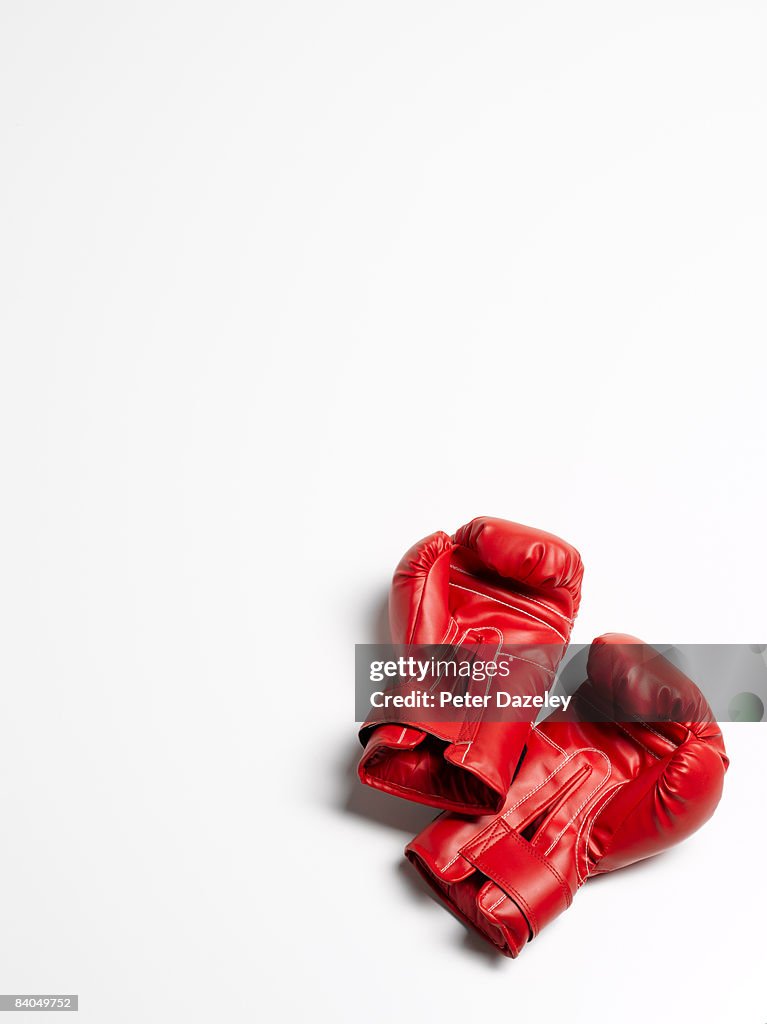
[405,635,729,956]
[358,517,583,813]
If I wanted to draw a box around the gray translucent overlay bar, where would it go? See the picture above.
[355,644,767,723]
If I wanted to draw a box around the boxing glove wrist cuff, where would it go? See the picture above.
[407,819,572,957]
[461,820,572,930]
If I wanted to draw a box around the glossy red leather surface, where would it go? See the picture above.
[358,517,583,813]
[405,635,728,956]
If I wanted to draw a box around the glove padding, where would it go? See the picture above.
[358,517,583,813]
[405,635,729,956]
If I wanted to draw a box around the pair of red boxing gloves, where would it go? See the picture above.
[357,517,728,957]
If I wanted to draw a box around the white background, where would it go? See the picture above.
[1,2,765,1021]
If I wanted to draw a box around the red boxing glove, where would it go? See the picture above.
[405,636,729,956]
[358,517,583,813]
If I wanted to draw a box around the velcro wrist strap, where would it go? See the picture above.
[460,818,572,936]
